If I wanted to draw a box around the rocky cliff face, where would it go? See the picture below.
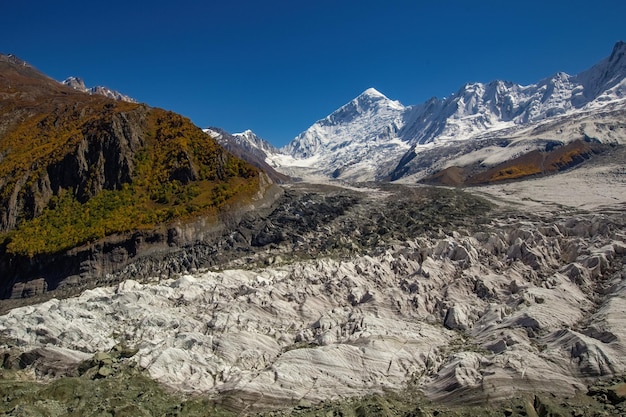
[1,105,148,231]
[0,55,147,232]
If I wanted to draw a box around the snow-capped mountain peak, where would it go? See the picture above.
[203,127,275,153]
[573,40,626,106]
[346,87,405,113]
[62,76,88,91]
[203,127,289,183]
[362,87,384,96]
[278,88,409,180]
[357,87,400,105]
[275,88,410,180]
[320,88,405,126]
[232,129,280,154]
[204,127,280,163]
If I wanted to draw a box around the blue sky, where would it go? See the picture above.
[3,0,625,147]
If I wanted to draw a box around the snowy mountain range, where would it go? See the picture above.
[233,41,626,182]
[62,76,136,103]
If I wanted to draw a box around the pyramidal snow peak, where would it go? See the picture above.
[281,87,405,157]
[275,41,626,182]
[275,88,408,180]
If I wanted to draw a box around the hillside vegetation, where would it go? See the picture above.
[0,55,260,256]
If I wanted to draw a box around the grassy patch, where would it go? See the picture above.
[0,366,236,417]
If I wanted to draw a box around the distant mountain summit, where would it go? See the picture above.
[399,40,626,146]
[573,40,626,104]
[62,76,136,103]
[276,88,408,179]
[282,87,405,159]
[276,41,626,182]
[233,129,281,156]
[204,127,289,183]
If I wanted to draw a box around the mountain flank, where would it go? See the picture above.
[0,53,276,299]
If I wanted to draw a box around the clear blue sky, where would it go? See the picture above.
[3,0,625,147]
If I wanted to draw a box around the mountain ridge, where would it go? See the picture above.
[251,41,626,182]
[62,76,137,103]
[204,127,289,183]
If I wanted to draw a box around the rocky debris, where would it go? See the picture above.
[588,377,626,415]
[261,389,626,417]
[469,142,626,212]
[80,346,138,380]
[0,183,485,307]
[0,346,91,379]
[0,342,139,384]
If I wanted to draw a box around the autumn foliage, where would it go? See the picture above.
[0,59,260,256]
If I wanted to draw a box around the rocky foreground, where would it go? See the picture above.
[0,181,625,416]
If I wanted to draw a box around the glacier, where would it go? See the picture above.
[1,179,625,412]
